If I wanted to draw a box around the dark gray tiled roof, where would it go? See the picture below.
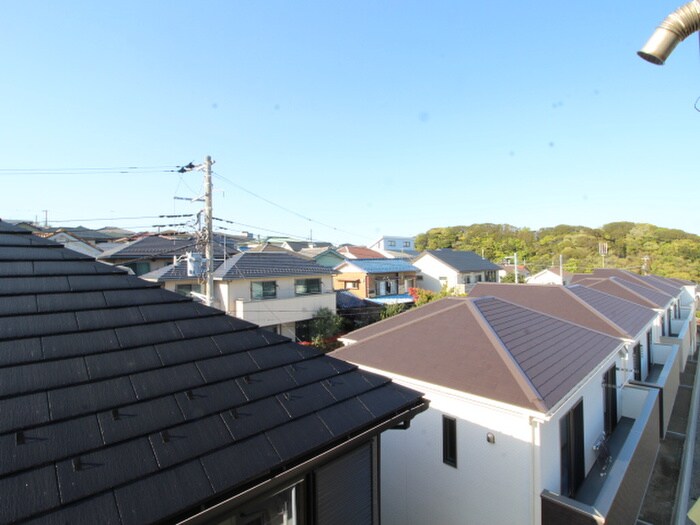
[213,252,335,280]
[566,285,657,339]
[416,249,502,272]
[334,296,622,412]
[283,241,333,252]
[0,221,425,524]
[98,235,238,261]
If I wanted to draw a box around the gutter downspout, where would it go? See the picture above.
[638,0,700,64]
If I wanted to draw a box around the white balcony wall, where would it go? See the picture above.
[234,292,336,327]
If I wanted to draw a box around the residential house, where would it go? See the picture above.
[412,249,501,293]
[337,246,386,260]
[333,296,663,524]
[471,282,682,438]
[0,219,428,524]
[572,269,695,368]
[98,234,238,276]
[280,240,334,253]
[499,264,531,283]
[333,259,419,305]
[526,266,572,285]
[44,231,104,258]
[143,251,337,342]
[298,246,346,268]
[368,235,417,254]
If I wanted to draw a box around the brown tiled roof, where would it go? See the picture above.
[337,246,385,259]
[470,283,626,337]
[581,279,659,308]
[332,297,622,413]
[566,285,657,338]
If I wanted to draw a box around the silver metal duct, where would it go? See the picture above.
[638,0,700,65]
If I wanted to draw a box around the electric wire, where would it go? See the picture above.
[212,171,371,241]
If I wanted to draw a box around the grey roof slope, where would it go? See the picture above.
[565,285,657,338]
[0,220,426,524]
[590,269,682,297]
[605,277,673,309]
[213,252,335,280]
[98,235,238,261]
[333,296,622,413]
[470,283,628,338]
[415,249,502,272]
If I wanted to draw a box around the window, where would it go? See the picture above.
[388,240,396,247]
[603,365,617,436]
[344,280,360,290]
[212,480,304,525]
[560,399,584,497]
[295,278,322,295]
[252,281,276,300]
[175,283,201,297]
[403,241,411,248]
[125,261,151,276]
[442,415,457,467]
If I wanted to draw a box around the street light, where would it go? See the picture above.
[638,0,700,65]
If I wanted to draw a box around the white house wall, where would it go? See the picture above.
[380,389,535,525]
[414,256,457,292]
[372,341,626,525]
[218,275,336,327]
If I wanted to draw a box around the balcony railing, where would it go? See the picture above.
[542,385,660,524]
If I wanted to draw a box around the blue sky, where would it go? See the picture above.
[1,1,698,245]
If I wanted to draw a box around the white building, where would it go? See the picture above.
[412,249,501,294]
[333,295,673,525]
[143,251,336,341]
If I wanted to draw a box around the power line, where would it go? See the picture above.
[0,165,177,174]
[212,171,371,241]
[49,214,194,224]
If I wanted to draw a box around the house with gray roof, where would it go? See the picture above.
[144,251,338,342]
[98,234,239,276]
[0,219,428,524]
[332,296,663,525]
[333,259,418,305]
[412,249,501,293]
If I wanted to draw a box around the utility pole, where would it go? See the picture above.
[559,254,564,285]
[204,156,214,307]
[514,252,519,284]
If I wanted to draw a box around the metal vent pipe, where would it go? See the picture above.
[638,0,700,65]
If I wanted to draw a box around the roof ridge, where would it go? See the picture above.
[467,298,548,413]
[560,285,633,339]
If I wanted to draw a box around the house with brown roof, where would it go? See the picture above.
[337,246,386,260]
[471,282,683,438]
[572,269,696,369]
[333,296,663,525]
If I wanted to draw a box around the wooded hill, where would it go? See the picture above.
[414,222,700,282]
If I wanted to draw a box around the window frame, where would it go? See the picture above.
[251,280,277,300]
[442,415,457,468]
[295,278,322,295]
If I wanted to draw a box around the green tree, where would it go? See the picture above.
[310,307,343,352]
[381,303,407,319]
